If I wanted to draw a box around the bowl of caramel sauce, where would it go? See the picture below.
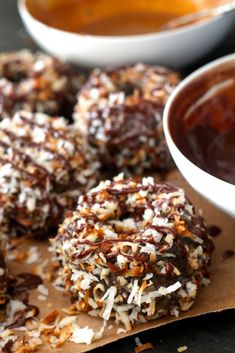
[164,54,235,217]
[18,0,235,68]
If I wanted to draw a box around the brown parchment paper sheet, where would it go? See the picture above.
[9,170,235,353]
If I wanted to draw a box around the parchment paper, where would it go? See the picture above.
[9,170,235,352]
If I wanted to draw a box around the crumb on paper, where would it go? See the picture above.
[134,337,154,353]
[33,259,49,279]
[52,274,65,292]
[38,295,47,301]
[135,337,142,346]
[37,284,49,296]
[37,284,49,301]
[135,343,154,353]
[177,346,188,352]
[26,246,41,264]
[70,326,95,345]
[0,302,108,351]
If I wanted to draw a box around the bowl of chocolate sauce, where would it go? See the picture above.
[163,53,235,217]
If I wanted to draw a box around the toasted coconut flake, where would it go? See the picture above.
[69,325,95,345]
[135,342,154,353]
[177,346,188,352]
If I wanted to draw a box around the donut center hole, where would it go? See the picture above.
[2,63,28,82]
[107,205,147,233]
[119,82,137,97]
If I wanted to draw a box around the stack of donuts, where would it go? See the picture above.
[0,50,214,328]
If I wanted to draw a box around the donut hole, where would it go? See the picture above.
[0,59,29,82]
[97,197,152,235]
[118,82,137,97]
[4,72,27,82]
[119,210,133,221]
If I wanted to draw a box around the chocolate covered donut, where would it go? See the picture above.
[74,63,180,174]
[0,111,99,236]
[0,50,83,119]
[54,175,213,330]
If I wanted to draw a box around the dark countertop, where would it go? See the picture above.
[0,1,235,353]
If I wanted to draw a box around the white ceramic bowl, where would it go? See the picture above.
[18,0,235,69]
[163,54,235,218]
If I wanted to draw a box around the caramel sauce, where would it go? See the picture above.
[26,0,202,36]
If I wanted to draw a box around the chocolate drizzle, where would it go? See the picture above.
[0,127,72,170]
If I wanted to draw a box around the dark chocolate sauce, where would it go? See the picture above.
[172,80,235,185]
[185,125,235,184]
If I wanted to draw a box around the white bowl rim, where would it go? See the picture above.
[163,52,235,190]
[18,0,225,42]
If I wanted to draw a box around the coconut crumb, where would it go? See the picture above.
[177,346,188,352]
[135,342,154,353]
[135,337,142,346]
[26,246,41,264]
[37,284,49,296]
[38,295,47,301]
[117,328,127,334]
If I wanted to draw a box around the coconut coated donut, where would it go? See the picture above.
[0,50,83,119]
[54,175,213,330]
[74,63,180,174]
[0,111,99,236]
